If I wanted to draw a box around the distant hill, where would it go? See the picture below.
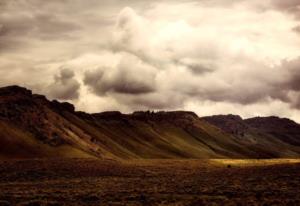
[202,115,300,158]
[1,85,300,159]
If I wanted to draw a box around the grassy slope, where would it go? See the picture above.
[202,116,300,158]
[0,120,94,159]
[63,112,258,159]
[2,86,300,159]
[2,109,300,159]
[242,132,300,158]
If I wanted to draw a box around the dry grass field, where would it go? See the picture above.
[0,159,299,206]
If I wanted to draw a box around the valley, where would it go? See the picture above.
[1,86,300,205]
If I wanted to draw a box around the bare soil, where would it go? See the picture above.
[0,159,299,206]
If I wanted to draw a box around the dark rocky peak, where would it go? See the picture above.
[0,86,76,146]
[0,85,32,97]
[0,86,40,120]
[0,85,76,113]
[32,94,47,101]
[51,100,75,113]
[0,86,48,106]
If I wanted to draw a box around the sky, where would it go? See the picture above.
[1,0,300,121]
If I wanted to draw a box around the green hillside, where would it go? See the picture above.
[1,86,300,159]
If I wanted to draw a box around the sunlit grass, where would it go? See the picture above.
[211,159,300,166]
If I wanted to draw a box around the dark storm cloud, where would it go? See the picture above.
[293,25,300,33]
[278,58,300,91]
[294,95,300,109]
[0,38,24,53]
[205,58,300,107]
[34,15,81,40]
[0,9,81,41]
[84,56,156,96]
[272,58,300,109]
[49,68,80,100]
[84,72,155,95]
[182,63,215,75]
[272,0,300,9]
[272,0,300,19]
[167,57,300,107]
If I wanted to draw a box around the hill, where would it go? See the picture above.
[202,115,300,158]
[1,86,300,159]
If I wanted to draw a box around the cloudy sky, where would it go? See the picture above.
[1,0,300,121]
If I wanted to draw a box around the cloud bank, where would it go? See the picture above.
[1,0,300,121]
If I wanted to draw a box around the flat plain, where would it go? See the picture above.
[0,159,299,206]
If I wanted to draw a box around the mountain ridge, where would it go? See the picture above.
[1,85,300,159]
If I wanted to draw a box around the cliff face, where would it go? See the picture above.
[1,85,300,159]
[0,86,66,145]
[0,86,94,158]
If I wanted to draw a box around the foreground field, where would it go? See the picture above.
[0,159,299,206]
